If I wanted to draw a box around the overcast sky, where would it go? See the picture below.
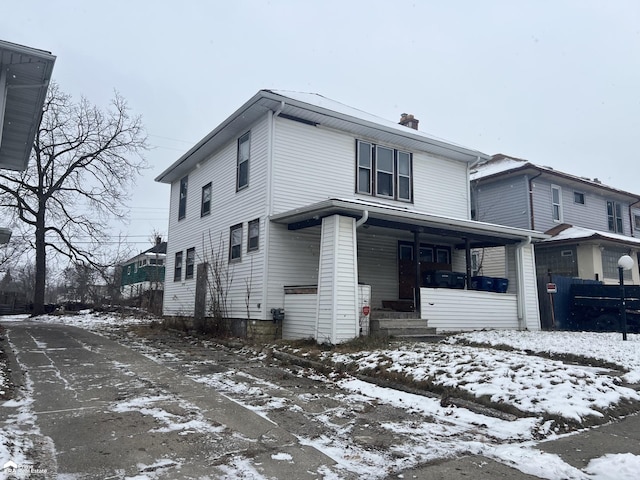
[3,0,639,248]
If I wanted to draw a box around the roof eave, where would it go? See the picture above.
[156,90,490,184]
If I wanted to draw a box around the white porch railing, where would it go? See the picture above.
[421,287,518,331]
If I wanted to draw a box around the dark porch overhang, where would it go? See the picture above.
[270,198,548,248]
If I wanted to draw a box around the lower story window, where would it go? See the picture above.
[230,224,243,261]
[248,218,259,252]
[174,251,183,281]
[185,247,195,279]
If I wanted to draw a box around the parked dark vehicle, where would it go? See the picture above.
[569,284,640,333]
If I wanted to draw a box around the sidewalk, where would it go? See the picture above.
[397,413,640,479]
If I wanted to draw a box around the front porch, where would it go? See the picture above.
[271,198,547,343]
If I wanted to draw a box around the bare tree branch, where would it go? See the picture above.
[0,82,149,314]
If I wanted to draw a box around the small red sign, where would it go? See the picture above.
[547,283,557,294]
[362,305,371,316]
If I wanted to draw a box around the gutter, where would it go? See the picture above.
[629,197,640,237]
[468,156,483,219]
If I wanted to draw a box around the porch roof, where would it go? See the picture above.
[270,198,548,248]
[541,224,640,249]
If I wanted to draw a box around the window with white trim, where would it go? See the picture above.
[185,247,195,279]
[607,201,623,233]
[356,140,412,202]
[236,132,250,191]
[174,251,183,282]
[178,176,188,220]
[551,185,562,222]
[248,218,259,252]
[201,183,211,216]
[229,224,243,261]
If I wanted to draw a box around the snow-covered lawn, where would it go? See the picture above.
[449,329,640,383]
[2,311,640,479]
[324,335,640,426]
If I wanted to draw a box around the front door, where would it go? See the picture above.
[398,241,453,300]
[398,243,415,300]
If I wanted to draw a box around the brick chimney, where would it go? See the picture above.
[399,113,419,130]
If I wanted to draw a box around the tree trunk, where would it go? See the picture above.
[33,209,47,315]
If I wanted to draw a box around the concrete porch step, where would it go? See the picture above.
[371,311,420,320]
[370,318,437,340]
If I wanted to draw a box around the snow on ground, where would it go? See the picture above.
[327,341,640,424]
[2,312,640,479]
[448,329,640,383]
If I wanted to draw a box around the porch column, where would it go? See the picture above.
[510,241,542,331]
[465,238,472,289]
[413,230,421,311]
[315,215,359,344]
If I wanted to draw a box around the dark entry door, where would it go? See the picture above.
[398,243,415,300]
[398,241,453,300]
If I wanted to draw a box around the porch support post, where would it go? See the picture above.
[413,230,421,311]
[315,215,359,344]
[465,238,472,289]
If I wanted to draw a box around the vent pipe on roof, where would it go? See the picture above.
[399,113,419,130]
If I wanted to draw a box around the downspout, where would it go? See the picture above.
[355,210,369,228]
[628,197,640,237]
[467,156,483,220]
[263,101,284,323]
[516,235,532,330]
[528,171,543,230]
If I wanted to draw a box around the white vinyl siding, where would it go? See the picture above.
[282,293,317,340]
[421,288,518,331]
[163,115,269,318]
[272,117,470,219]
[316,215,359,344]
[264,224,322,320]
[412,151,469,218]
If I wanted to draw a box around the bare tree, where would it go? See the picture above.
[0,83,148,314]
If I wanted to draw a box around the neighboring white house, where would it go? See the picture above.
[156,90,547,343]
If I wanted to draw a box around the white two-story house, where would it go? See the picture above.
[156,90,546,343]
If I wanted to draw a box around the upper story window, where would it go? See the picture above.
[201,183,212,217]
[229,224,243,261]
[607,201,623,233]
[356,140,412,202]
[185,247,195,279]
[174,251,183,282]
[248,218,260,252]
[573,191,585,205]
[237,132,250,191]
[635,214,640,230]
[178,176,188,220]
[551,185,562,222]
